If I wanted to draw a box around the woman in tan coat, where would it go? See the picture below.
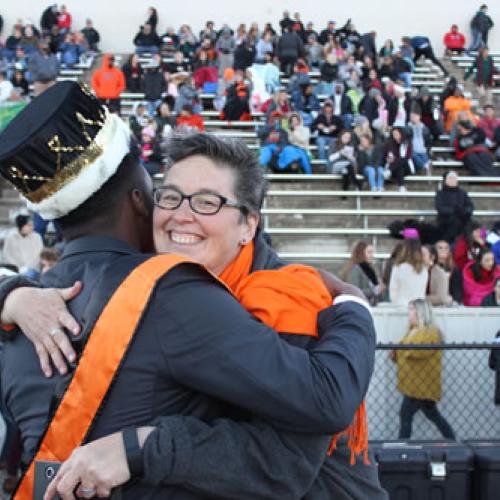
[422,245,453,306]
[392,299,456,439]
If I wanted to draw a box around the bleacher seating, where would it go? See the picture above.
[2,47,499,270]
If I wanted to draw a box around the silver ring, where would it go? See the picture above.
[50,327,62,337]
[80,487,96,497]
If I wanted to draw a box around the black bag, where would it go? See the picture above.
[466,441,500,500]
[371,441,474,500]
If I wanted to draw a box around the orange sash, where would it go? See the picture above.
[15,254,194,499]
[220,242,369,464]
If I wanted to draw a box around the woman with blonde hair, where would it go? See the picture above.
[393,299,455,439]
[340,240,385,305]
[389,238,428,305]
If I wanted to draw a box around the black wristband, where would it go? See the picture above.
[123,427,144,478]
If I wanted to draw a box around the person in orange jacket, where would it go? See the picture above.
[443,86,476,132]
[91,54,126,114]
[443,25,466,56]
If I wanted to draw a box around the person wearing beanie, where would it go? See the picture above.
[0,82,381,499]
[139,123,162,176]
[2,214,43,274]
[435,170,474,243]
[413,86,442,140]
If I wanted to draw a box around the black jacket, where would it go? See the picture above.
[320,61,338,82]
[359,33,377,60]
[1,235,377,498]
[488,332,500,405]
[357,144,384,169]
[277,32,304,59]
[311,113,344,137]
[143,68,165,101]
[435,185,474,222]
[330,92,353,116]
[40,6,58,31]
[134,30,161,47]
[234,44,255,71]
[387,96,412,127]
[359,95,379,123]
[142,233,384,500]
[482,293,499,307]
[81,27,100,49]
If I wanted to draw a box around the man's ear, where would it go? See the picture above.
[130,188,152,219]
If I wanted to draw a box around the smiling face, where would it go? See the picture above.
[480,251,495,272]
[153,155,258,275]
[435,240,450,263]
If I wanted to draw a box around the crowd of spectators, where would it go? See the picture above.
[80,6,499,190]
[0,4,99,101]
[342,188,500,308]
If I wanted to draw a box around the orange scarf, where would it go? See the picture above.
[220,242,369,465]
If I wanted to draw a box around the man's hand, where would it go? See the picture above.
[317,269,367,301]
[44,427,154,500]
[2,283,82,377]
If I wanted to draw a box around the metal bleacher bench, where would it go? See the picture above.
[263,173,500,184]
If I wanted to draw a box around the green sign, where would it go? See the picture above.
[0,102,27,132]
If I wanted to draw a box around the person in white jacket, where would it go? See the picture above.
[389,238,428,305]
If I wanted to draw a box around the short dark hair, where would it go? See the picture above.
[164,133,267,215]
[57,140,142,232]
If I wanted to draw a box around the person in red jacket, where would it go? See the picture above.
[57,4,72,34]
[175,104,205,131]
[91,54,126,114]
[443,25,466,56]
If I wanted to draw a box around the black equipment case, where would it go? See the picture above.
[371,441,474,500]
[465,441,500,500]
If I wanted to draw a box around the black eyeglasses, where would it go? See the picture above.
[153,186,248,215]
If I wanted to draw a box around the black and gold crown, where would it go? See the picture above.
[0,81,131,219]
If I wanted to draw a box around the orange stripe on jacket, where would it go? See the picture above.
[220,241,369,465]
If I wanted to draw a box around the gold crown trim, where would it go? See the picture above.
[22,140,104,203]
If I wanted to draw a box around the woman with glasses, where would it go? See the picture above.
[5,133,386,499]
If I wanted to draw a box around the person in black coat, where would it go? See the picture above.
[482,278,500,306]
[279,10,294,34]
[318,21,337,45]
[40,4,59,35]
[435,171,474,243]
[359,31,377,62]
[133,23,161,54]
[413,86,442,140]
[233,40,256,71]
[143,60,165,116]
[122,54,144,93]
[145,7,158,33]
[81,19,100,52]
[455,121,498,177]
[488,330,500,406]
[277,29,304,75]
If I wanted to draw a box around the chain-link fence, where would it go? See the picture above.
[367,344,500,442]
